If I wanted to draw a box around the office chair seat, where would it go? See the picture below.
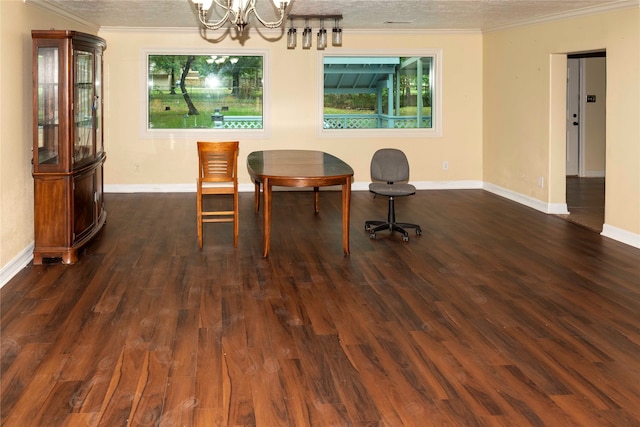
[365,148,422,242]
[369,182,417,197]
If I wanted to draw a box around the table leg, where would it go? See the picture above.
[254,180,261,213]
[263,178,272,258]
[313,186,320,213]
[342,178,351,255]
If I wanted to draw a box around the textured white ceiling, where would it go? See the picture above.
[26,0,636,31]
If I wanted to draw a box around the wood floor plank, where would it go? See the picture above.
[315,334,381,424]
[278,358,313,427]
[126,351,169,426]
[247,347,289,426]
[3,373,59,426]
[95,347,146,426]
[195,327,223,411]
[157,376,197,427]
[35,380,85,425]
[2,187,639,426]
[0,342,50,417]
[221,336,256,425]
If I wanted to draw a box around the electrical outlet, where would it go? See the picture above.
[538,176,544,188]
[442,161,449,170]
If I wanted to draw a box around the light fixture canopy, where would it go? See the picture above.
[192,0,289,34]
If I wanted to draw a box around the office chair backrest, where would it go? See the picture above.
[370,148,410,183]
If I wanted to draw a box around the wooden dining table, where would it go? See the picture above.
[247,150,354,257]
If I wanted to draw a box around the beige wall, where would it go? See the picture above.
[100,29,483,187]
[483,8,640,237]
[0,1,96,272]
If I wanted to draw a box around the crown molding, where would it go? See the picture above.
[483,0,640,33]
[100,26,481,36]
[24,0,100,32]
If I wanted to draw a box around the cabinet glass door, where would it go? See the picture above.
[95,51,103,155]
[74,49,95,165]
[36,47,59,165]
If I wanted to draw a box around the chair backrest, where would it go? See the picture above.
[370,148,410,183]
[197,141,239,183]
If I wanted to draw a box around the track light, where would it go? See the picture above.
[286,14,343,50]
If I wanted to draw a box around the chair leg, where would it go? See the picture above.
[233,190,239,247]
[197,187,203,249]
[365,196,421,241]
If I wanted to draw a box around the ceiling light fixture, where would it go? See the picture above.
[191,0,289,34]
[287,14,343,50]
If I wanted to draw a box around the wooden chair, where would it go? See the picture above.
[197,141,239,248]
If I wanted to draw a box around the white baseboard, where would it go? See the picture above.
[105,180,485,194]
[105,183,196,193]
[0,243,34,289]
[602,224,640,249]
[482,182,569,214]
[414,180,484,190]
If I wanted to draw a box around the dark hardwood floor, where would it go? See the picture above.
[2,189,639,426]
[560,177,605,232]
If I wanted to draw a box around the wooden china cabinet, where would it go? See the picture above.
[31,30,107,264]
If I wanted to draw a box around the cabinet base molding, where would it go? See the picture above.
[33,212,106,265]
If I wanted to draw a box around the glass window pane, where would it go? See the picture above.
[147,54,264,130]
[323,55,434,130]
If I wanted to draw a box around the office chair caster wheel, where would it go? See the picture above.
[416,228,422,235]
[403,235,409,242]
[369,233,376,239]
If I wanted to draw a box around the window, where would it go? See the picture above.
[144,50,269,138]
[321,50,442,137]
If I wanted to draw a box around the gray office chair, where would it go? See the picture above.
[365,148,422,241]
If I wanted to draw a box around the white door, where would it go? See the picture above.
[566,58,580,176]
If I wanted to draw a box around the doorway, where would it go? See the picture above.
[563,52,606,231]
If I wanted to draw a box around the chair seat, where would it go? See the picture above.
[200,181,235,191]
[369,182,416,197]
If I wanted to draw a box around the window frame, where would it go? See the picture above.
[141,48,271,139]
[318,49,443,138]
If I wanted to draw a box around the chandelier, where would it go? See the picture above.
[191,0,289,34]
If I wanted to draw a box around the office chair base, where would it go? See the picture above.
[365,221,422,242]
